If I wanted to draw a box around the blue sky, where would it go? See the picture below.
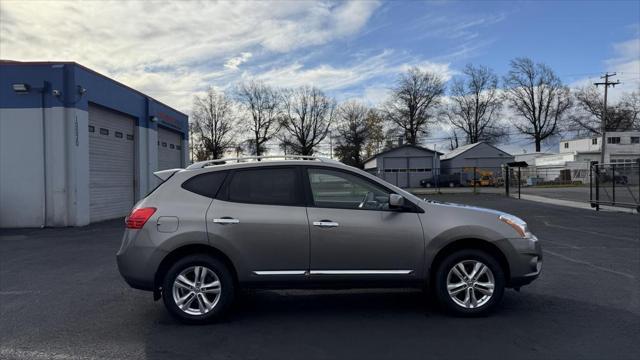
[1,0,638,153]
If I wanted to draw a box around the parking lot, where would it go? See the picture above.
[1,194,638,360]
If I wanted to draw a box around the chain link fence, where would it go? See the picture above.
[590,161,640,211]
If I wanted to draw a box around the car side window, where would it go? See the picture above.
[307,168,390,210]
[181,171,228,198]
[227,167,301,206]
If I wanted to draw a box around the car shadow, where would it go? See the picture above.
[142,289,640,360]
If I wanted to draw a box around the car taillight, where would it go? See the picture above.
[126,207,157,229]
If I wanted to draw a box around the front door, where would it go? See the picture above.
[206,167,309,283]
[305,167,424,280]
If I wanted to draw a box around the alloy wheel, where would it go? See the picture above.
[172,265,222,316]
[446,260,495,309]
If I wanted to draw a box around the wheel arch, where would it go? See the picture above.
[153,244,239,300]
[428,238,511,287]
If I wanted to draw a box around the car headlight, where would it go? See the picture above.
[499,214,529,238]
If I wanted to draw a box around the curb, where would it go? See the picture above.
[513,194,638,214]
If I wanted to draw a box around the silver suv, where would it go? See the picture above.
[117,156,541,323]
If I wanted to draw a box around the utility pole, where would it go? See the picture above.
[594,73,620,165]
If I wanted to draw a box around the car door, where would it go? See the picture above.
[206,166,309,283]
[304,167,425,280]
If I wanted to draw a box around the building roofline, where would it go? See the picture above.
[440,141,512,160]
[364,144,444,163]
[0,60,187,118]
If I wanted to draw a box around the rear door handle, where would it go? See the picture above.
[213,218,240,225]
[313,221,339,228]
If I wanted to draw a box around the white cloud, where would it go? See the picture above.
[606,37,640,96]
[224,52,253,70]
[247,50,453,103]
[0,0,381,112]
[571,35,640,102]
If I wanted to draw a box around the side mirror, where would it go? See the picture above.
[389,194,405,208]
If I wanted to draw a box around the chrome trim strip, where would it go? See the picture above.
[309,270,414,275]
[253,270,307,276]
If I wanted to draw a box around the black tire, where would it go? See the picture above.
[162,254,235,324]
[434,249,505,316]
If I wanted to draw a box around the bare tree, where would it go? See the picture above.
[334,101,370,168]
[190,87,236,159]
[448,128,460,151]
[383,67,445,145]
[503,57,572,152]
[363,109,385,159]
[446,64,505,144]
[189,121,209,161]
[235,80,282,156]
[280,86,336,155]
[570,86,640,134]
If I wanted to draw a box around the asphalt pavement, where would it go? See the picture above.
[1,194,639,360]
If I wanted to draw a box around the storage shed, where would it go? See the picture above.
[364,145,441,188]
[0,61,188,227]
[440,142,514,173]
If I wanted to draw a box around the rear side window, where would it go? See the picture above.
[227,168,301,206]
[181,171,228,198]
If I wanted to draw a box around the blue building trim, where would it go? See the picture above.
[0,61,188,138]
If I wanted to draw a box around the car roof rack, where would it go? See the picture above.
[186,155,341,169]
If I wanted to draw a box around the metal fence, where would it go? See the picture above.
[590,161,640,211]
[411,166,507,194]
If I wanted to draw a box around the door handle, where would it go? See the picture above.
[313,221,339,228]
[213,218,240,225]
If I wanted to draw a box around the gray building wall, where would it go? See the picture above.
[369,146,440,188]
[441,143,513,174]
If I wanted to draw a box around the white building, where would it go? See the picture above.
[529,131,640,182]
[558,131,640,165]
[1,61,189,228]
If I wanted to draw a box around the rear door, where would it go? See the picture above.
[304,167,424,280]
[206,166,309,283]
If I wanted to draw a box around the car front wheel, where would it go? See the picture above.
[162,254,235,324]
[434,249,505,316]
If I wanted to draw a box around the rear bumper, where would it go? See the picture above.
[116,229,165,292]
[117,255,155,291]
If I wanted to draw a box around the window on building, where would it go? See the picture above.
[607,137,621,144]
[88,125,95,133]
[99,128,109,136]
[227,168,301,206]
[564,142,569,149]
[115,131,123,139]
[592,138,597,145]
[308,168,390,210]
[170,144,175,149]
[162,142,167,147]
[126,134,134,141]
[631,137,639,144]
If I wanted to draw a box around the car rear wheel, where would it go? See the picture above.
[162,254,235,324]
[434,249,505,316]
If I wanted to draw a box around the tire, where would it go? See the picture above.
[162,254,235,324]
[433,249,505,316]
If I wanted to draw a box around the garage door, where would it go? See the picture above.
[157,127,182,170]
[409,157,432,188]
[89,104,135,222]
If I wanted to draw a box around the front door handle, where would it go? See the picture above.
[213,218,240,225]
[313,220,339,228]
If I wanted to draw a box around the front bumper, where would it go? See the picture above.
[501,234,543,288]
